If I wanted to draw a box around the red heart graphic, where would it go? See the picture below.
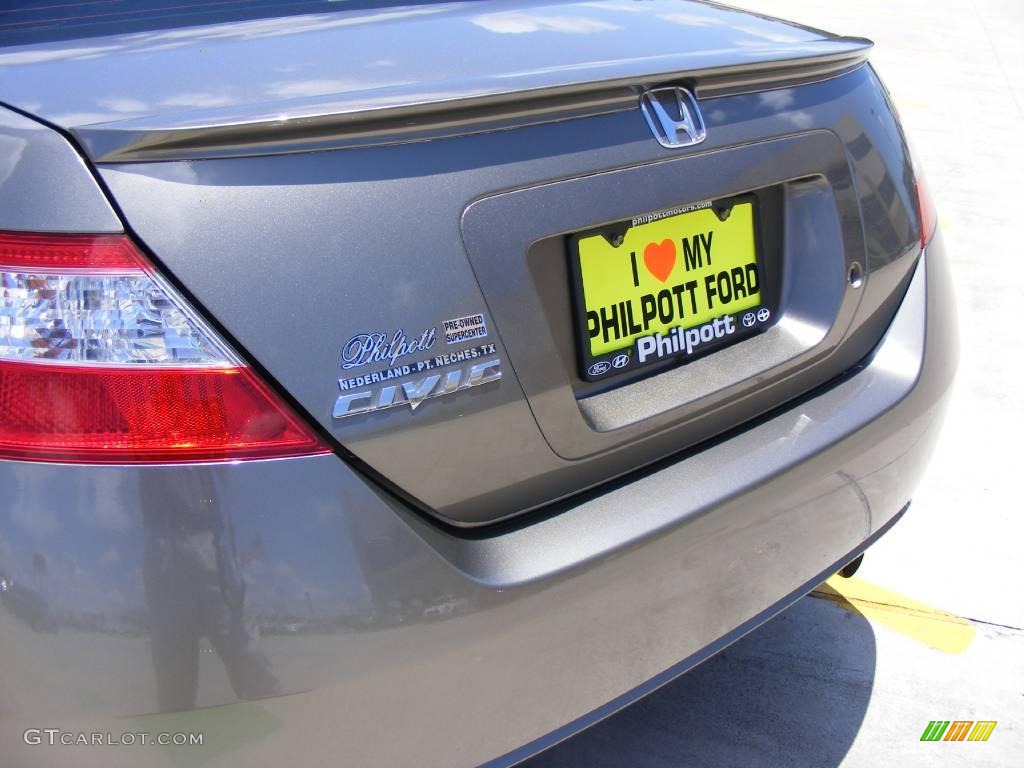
[643,239,676,283]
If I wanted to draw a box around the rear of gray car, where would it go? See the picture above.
[0,1,955,766]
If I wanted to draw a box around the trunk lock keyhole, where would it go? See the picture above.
[849,262,864,289]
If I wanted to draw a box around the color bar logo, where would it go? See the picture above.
[920,720,997,742]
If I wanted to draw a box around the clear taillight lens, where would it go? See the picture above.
[0,231,330,463]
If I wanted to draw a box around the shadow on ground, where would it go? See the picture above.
[524,591,875,768]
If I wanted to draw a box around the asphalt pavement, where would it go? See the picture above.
[526,1,1024,765]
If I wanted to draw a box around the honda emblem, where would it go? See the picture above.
[640,87,706,149]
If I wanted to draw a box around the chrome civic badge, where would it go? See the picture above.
[333,358,501,419]
[334,313,498,419]
[640,87,706,149]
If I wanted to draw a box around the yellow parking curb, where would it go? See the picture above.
[811,576,975,654]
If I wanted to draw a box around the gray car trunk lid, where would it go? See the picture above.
[0,2,916,527]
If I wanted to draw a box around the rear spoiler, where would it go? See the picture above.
[75,38,871,163]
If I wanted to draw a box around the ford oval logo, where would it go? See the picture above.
[588,361,612,377]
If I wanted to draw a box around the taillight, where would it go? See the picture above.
[0,231,330,463]
[914,167,938,249]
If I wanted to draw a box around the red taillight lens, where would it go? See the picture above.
[0,231,329,463]
[914,168,938,249]
[0,362,328,463]
[0,231,142,272]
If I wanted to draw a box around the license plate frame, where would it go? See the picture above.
[568,195,776,383]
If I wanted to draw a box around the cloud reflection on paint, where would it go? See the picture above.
[472,12,620,34]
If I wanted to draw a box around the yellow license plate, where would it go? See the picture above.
[572,199,765,379]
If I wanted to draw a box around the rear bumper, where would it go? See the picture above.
[0,235,956,768]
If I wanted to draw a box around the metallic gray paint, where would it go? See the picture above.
[69,48,873,164]
[0,107,121,233]
[92,64,920,525]
[0,2,957,764]
[0,0,868,162]
[0,236,956,768]
[493,503,908,767]
[465,137,860,457]
[388,244,953,585]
